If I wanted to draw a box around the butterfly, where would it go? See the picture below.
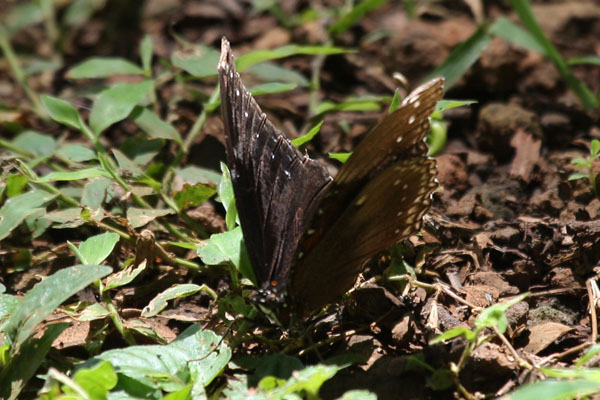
[218,37,443,317]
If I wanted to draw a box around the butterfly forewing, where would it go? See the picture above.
[218,38,332,289]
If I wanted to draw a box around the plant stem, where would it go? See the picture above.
[0,24,47,118]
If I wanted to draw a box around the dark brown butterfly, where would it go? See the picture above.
[218,37,443,317]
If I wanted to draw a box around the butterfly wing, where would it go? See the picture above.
[291,79,444,315]
[299,78,444,254]
[218,38,332,289]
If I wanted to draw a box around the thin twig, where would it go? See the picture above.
[493,326,533,370]
[586,278,598,343]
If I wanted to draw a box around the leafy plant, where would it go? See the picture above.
[425,0,599,109]
[430,294,530,399]
[500,344,600,399]
[569,139,600,197]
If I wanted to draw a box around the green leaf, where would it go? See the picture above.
[0,292,20,322]
[120,135,165,165]
[36,167,111,182]
[0,323,68,400]
[388,88,402,113]
[197,227,254,284]
[131,107,182,144]
[142,284,203,317]
[490,17,546,54]
[426,23,492,89]
[435,99,477,113]
[140,34,154,74]
[591,139,600,156]
[67,57,144,78]
[248,82,297,95]
[63,0,104,27]
[291,121,323,147]
[104,262,147,291]
[247,62,309,87]
[177,166,222,186]
[568,55,600,66]
[218,163,238,230]
[45,208,86,229]
[3,2,43,37]
[72,360,118,399]
[328,0,388,35]
[0,190,55,241]
[55,143,97,162]
[475,293,529,332]
[5,174,28,198]
[339,390,378,400]
[570,157,588,166]
[164,385,193,400]
[13,130,56,157]
[173,183,217,211]
[89,80,153,135]
[127,207,174,229]
[3,265,111,352]
[568,172,588,181]
[258,364,341,398]
[315,97,382,114]
[25,209,51,238]
[427,119,448,156]
[541,367,600,380]
[171,46,220,78]
[329,152,352,163]
[93,325,231,389]
[501,379,600,400]
[576,343,600,366]
[429,326,475,344]
[112,148,144,177]
[236,44,353,71]
[41,95,83,130]
[81,178,112,209]
[77,232,120,265]
[426,368,454,391]
[73,303,110,322]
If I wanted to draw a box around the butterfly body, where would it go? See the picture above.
[218,38,443,317]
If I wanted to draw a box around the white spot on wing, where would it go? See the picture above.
[408,115,416,124]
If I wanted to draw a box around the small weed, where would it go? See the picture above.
[430,294,530,400]
[569,139,600,197]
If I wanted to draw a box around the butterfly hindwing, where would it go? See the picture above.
[291,80,443,315]
[218,38,332,289]
[291,157,438,315]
